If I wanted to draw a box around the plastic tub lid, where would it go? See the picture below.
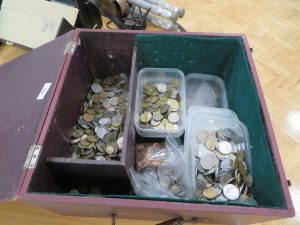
[186,73,228,110]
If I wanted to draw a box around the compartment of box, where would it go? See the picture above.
[134,34,288,209]
[27,31,137,194]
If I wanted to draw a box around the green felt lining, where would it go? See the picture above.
[134,34,286,209]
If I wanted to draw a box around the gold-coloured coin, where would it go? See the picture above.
[84,129,94,136]
[233,158,239,169]
[72,129,84,138]
[118,96,127,104]
[103,132,117,144]
[205,137,217,151]
[80,139,90,146]
[86,142,95,149]
[237,172,242,185]
[171,79,179,88]
[197,130,209,143]
[151,101,161,109]
[203,187,217,199]
[100,91,109,98]
[77,142,86,149]
[91,94,101,103]
[140,112,152,123]
[150,96,158,103]
[236,151,244,161]
[243,174,253,187]
[167,99,179,111]
[105,145,115,155]
[87,135,98,143]
[83,113,95,122]
[86,108,96,115]
[238,161,247,175]
[112,121,122,128]
[175,93,181,103]
[165,123,178,130]
[142,102,151,108]
[161,118,169,126]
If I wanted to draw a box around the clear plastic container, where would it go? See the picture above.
[184,107,252,198]
[134,68,186,138]
[187,106,238,122]
[186,73,228,110]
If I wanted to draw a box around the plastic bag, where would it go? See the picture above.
[130,136,193,199]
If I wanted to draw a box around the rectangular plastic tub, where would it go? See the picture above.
[134,68,186,138]
[186,73,228,110]
[185,107,252,202]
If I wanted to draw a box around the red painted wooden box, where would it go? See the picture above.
[0,29,295,224]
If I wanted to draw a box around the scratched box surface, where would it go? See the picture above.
[0,29,294,225]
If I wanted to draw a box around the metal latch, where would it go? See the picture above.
[156,217,211,225]
[64,40,78,55]
[23,145,42,169]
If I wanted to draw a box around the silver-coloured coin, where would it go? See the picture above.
[200,154,215,170]
[223,184,240,200]
[230,142,238,153]
[108,91,115,97]
[151,119,160,126]
[91,83,103,93]
[220,159,233,169]
[221,128,237,140]
[203,166,216,175]
[153,112,163,121]
[217,141,232,155]
[98,117,111,126]
[110,97,119,105]
[196,159,205,173]
[95,126,108,139]
[117,137,123,150]
[195,144,212,158]
[155,83,167,93]
[218,171,233,185]
[95,155,105,161]
[168,112,179,123]
[214,194,228,202]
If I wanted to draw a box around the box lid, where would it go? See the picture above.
[0,30,74,201]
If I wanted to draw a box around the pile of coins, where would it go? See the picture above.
[136,142,166,171]
[139,79,182,130]
[69,73,129,161]
[135,142,189,198]
[157,165,188,198]
[193,128,254,203]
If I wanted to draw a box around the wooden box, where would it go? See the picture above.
[0,29,294,225]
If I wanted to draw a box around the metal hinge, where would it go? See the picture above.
[23,145,42,169]
[64,40,78,55]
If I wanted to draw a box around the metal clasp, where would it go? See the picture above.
[23,145,42,169]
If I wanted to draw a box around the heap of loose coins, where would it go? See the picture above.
[193,128,255,203]
[139,79,181,130]
[69,73,129,161]
[135,142,188,198]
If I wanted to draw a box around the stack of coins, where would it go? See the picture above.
[69,73,129,161]
[139,79,181,130]
[193,128,255,203]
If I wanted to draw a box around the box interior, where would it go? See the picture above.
[27,32,286,209]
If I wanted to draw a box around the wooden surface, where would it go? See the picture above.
[0,0,300,224]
